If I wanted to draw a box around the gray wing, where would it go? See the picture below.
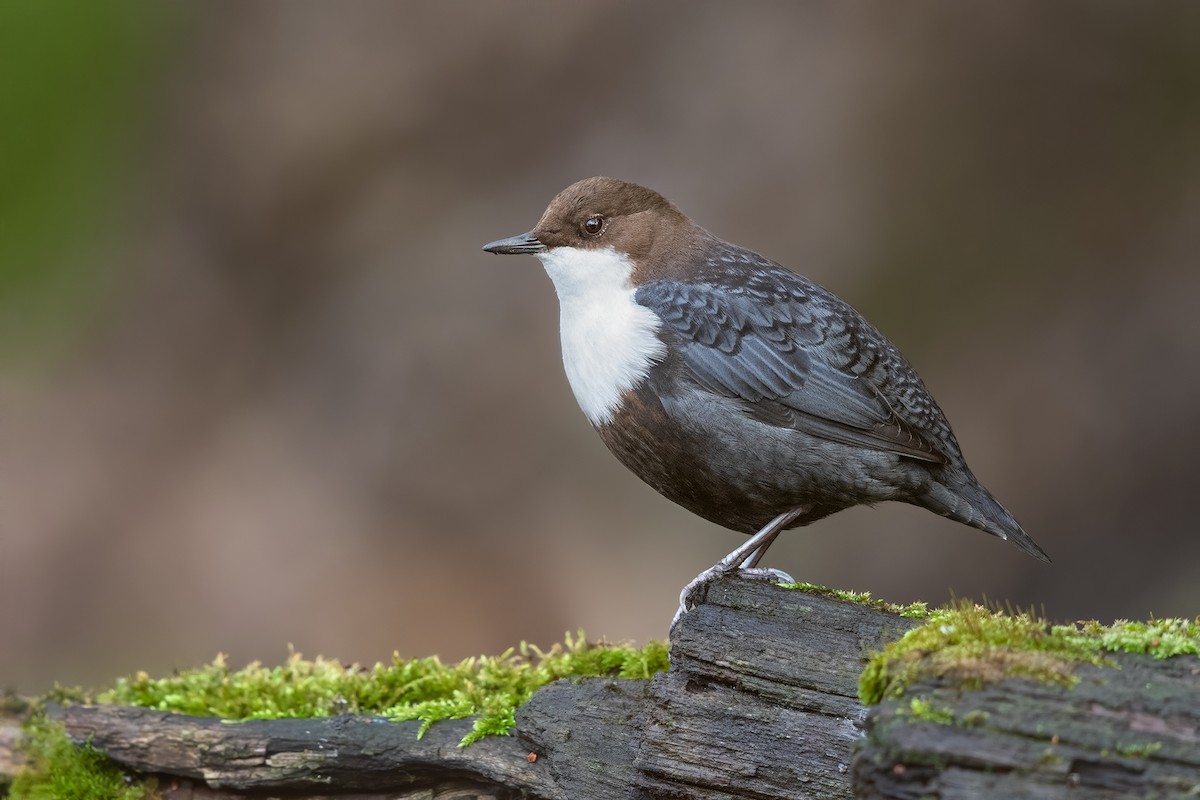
[635,270,949,464]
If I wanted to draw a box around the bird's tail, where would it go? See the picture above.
[921,474,1051,563]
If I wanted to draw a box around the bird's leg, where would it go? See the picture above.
[672,507,807,630]
[739,526,784,569]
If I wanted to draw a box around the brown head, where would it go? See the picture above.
[482,177,705,283]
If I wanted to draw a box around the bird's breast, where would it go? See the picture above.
[538,246,668,426]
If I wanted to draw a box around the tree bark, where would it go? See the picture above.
[855,652,1200,799]
[5,577,1199,798]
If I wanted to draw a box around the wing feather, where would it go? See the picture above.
[636,269,948,464]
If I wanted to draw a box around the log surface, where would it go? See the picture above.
[42,579,915,799]
[5,577,1199,798]
[855,652,1200,799]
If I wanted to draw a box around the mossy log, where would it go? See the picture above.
[857,651,1200,798]
[7,577,1200,798]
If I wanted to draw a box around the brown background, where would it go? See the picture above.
[3,1,1199,693]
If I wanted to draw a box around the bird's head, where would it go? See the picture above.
[482,177,695,284]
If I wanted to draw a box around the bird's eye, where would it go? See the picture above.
[582,215,605,236]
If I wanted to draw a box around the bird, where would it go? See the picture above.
[482,177,1049,624]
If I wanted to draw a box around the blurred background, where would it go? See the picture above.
[3,1,1199,694]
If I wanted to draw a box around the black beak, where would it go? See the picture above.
[482,231,546,255]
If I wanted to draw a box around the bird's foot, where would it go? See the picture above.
[671,565,796,631]
[741,566,796,585]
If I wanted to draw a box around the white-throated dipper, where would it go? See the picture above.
[483,177,1049,622]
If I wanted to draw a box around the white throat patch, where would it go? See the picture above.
[537,246,667,426]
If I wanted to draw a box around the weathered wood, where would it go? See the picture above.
[514,579,918,799]
[625,579,917,799]
[6,577,1200,798]
[27,578,915,799]
[48,705,549,798]
[855,652,1200,799]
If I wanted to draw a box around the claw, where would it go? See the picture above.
[669,506,808,632]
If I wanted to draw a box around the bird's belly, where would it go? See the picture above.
[597,382,908,534]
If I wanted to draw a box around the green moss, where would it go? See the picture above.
[901,697,955,725]
[957,709,991,728]
[102,632,668,746]
[1089,618,1200,658]
[1113,741,1163,758]
[779,581,931,618]
[859,601,1200,706]
[893,698,990,729]
[8,715,150,800]
[9,634,667,795]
